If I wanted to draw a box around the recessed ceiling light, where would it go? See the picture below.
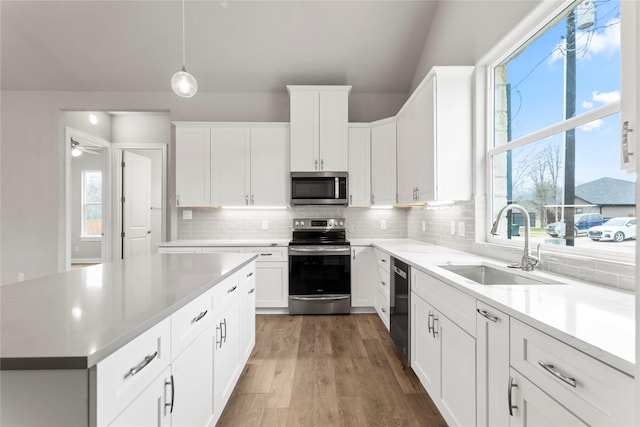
[89,114,98,125]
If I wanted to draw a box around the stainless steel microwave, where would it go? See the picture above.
[290,172,348,206]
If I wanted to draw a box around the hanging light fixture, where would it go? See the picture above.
[71,139,82,157]
[171,0,198,97]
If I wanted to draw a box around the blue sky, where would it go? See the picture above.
[502,0,635,190]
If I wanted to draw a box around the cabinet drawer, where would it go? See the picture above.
[171,288,214,360]
[375,249,390,272]
[377,266,390,297]
[251,247,287,262]
[510,319,634,426]
[95,318,171,427]
[412,269,475,336]
[376,288,390,330]
[212,269,244,313]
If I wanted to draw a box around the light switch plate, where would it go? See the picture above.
[380,220,387,230]
[422,220,426,232]
[262,220,269,230]
[450,221,456,236]
[457,222,466,237]
[182,210,192,220]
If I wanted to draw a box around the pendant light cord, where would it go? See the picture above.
[181,0,186,67]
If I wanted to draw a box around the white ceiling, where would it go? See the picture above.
[1,0,439,94]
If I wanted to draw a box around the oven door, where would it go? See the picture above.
[288,245,351,314]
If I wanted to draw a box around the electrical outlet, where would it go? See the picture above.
[18,273,24,282]
[262,220,269,230]
[182,210,192,220]
[457,222,466,237]
[380,220,387,230]
[450,221,456,236]
[421,220,426,232]
[74,246,79,253]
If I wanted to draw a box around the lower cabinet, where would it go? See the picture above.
[351,246,375,307]
[240,264,257,365]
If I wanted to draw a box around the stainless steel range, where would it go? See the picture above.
[288,218,351,315]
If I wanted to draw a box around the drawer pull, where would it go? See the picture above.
[538,360,577,388]
[477,308,499,323]
[260,253,273,256]
[381,281,387,286]
[164,374,175,414]
[381,307,386,313]
[428,312,434,334]
[227,285,238,294]
[191,310,208,323]
[125,351,158,378]
[508,376,518,416]
[222,318,228,343]
[248,288,255,294]
[381,258,387,263]
[432,317,439,337]
[216,324,223,348]
[246,271,254,278]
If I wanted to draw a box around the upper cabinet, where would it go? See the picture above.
[396,66,474,205]
[371,119,397,206]
[348,125,371,207]
[175,123,289,208]
[288,85,351,172]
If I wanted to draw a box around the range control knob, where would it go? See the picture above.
[294,221,299,226]
[339,221,344,226]
[300,221,305,226]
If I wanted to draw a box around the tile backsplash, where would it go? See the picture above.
[178,206,408,240]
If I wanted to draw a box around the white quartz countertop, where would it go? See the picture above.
[0,253,256,370]
[364,239,635,375]
[158,239,289,247]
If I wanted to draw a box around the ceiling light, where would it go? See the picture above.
[88,114,98,125]
[171,0,197,98]
[71,139,82,157]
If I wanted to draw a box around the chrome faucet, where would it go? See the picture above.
[490,203,540,271]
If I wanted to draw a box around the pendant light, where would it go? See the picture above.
[71,139,82,157]
[171,0,197,97]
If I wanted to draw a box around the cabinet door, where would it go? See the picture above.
[415,78,436,202]
[290,90,319,171]
[509,370,588,427]
[396,98,418,205]
[371,121,397,206]
[348,126,371,207]
[210,128,251,206]
[476,302,510,427]
[410,293,440,396]
[319,91,349,171]
[350,246,374,307]
[250,127,289,206]
[108,367,171,427]
[176,127,211,207]
[438,313,476,427]
[213,299,241,421]
[240,265,256,364]
[171,330,214,427]
[255,262,288,308]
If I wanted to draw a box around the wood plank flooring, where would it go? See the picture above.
[217,314,447,427]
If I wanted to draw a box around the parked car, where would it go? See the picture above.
[587,217,636,242]
[546,213,604,238]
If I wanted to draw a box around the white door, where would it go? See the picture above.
[123,151,151,259]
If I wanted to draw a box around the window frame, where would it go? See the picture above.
[81,169,103,240]
[483,0,634,264]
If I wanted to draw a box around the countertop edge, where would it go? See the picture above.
[158,240,289,247]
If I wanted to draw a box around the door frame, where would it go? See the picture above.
[111,143,168,260]
[64,127,112,270]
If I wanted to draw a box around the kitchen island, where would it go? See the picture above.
[1,252,257,427]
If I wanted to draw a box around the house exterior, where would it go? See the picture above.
[575,177,636,219]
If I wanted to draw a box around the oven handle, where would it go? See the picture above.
[289,247,351,256]
[290,295,350,301]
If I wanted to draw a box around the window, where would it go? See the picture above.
[489,0,636,257]
[82,170,102,238]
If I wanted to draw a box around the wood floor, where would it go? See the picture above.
[217,314,447,427]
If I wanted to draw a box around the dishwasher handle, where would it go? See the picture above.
[392,265,407,280]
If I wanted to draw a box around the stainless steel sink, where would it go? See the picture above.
[439,264,563,285]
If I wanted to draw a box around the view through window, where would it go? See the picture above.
[490,0,635,257]
[82,170,102,238]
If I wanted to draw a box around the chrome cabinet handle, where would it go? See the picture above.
[321,159,324,170]
[125,351,158,378]
[427,312,434,334]
[245,195,249,205]
[164,374,175,415]
[227,285,237,294]
[251,194,255,205]
[314,159,318,170]
[260,253,272,256]
[371,194,375,205]
[381,258,387,263]
[381,280,387,286]
[477,308,499,323]
[216,323,222,348]
[248,288,255,294]
[538,360,577,388]
[176,195,180,206]
[432,317,439,337]
[222,318,228,343]
[508,376,518,416]
[622,121,634,163]
[353,249,356,260]
[381,307,386,313]
[191,310,208,323]
[350,195,353,205]
[246,271,254,277]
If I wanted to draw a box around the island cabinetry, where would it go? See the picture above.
[350,245,375,307]
[476,301,509,427]
[508,318,634,426]
[410,268,475,427]
[288,85,351,172]
[239,263,257,365]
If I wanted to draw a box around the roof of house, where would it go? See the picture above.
[575,177,636,206]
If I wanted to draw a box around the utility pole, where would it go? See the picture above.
[563,10,577,246]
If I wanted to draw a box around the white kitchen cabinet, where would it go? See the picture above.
[288,85,351,171]
[107,367,171,427]
[476,301,510,427]
[370,119,397,206]
[348,125,371,207]
[396,66,474,204]
[210,126,289,207]
[175,126,211,207]
[374,249,391,329]
[350,246,374,307]
[239,263,257,365]
[410,268,476,427]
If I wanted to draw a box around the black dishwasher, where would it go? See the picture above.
[390,257,410,365]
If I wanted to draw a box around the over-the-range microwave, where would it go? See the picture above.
[290,171,348,206]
